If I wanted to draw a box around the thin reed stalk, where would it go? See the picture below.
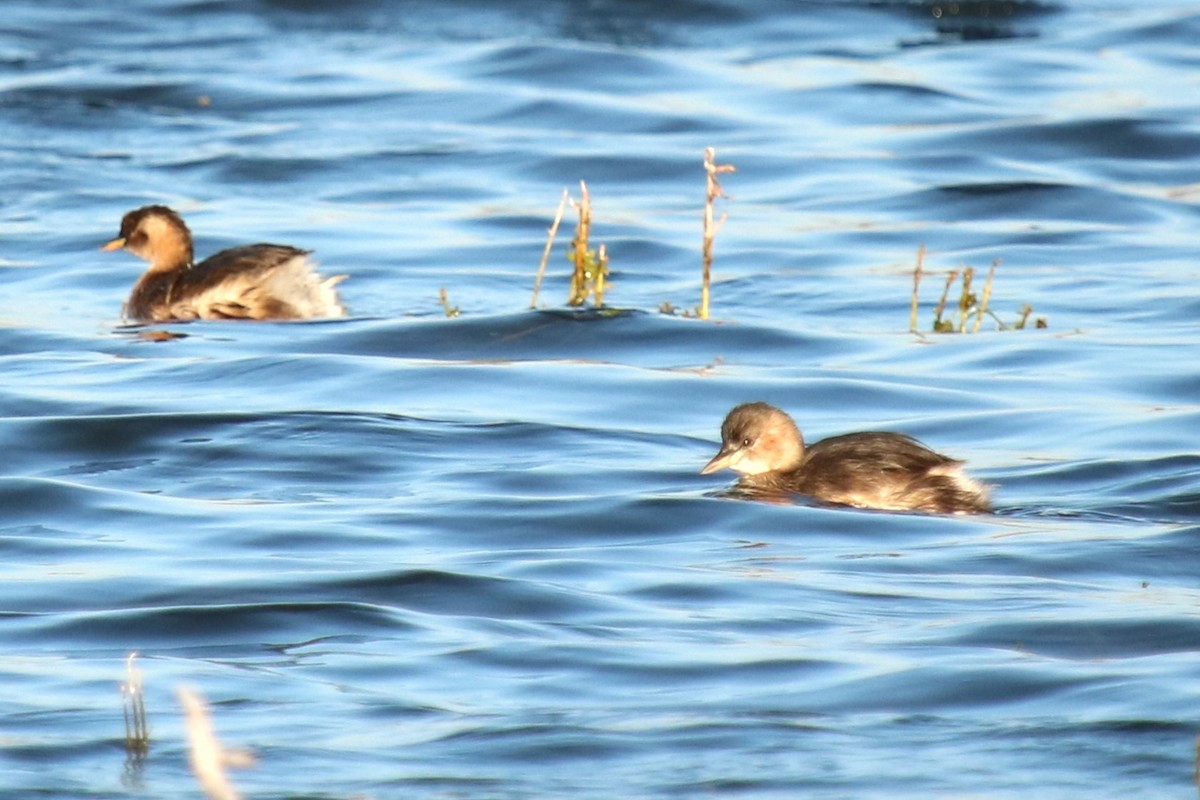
[121,652,148,755]
[531,188,568,308]
[909,244,925,333]
[594,244,609,307]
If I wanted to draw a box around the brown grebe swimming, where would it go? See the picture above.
[702,402,991,514]
[102,205,346,323]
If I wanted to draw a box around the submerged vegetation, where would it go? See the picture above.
[489,148,1047,333]
[122,656,256,800]
[121,652,148,758]
[121,654,256,800]
[566,182,609,308]
[528,181,610,309]
[527,150,736,316]
[439,286,460,318]
[910,245,1045,334]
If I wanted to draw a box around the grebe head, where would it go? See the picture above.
[701,402,805,476]
[102,205,194,272]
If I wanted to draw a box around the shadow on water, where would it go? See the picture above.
[279,308,849,367]
[874,0,1064,43]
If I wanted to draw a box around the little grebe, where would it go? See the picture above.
[702,402,991,514]
[102,205,347,323]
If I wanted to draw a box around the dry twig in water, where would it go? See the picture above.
[909,244,925,333]
[1194,733,1200,790]
[972,259,998,333]
[178,686,256,800]
[701,147,735,320]
[439,287,460,318]
[531,188,569,308]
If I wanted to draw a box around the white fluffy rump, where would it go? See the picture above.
[254,254,347,319]
[178,254,346,321]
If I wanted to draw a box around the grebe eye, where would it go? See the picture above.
[741,437,753,447]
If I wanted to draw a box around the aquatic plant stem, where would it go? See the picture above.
[933,269,958,332]
[121,652,148,755]
[568,181,591,306]
[973,259,998,333]
[957,266,975,333]
[595,244,608,307]
[439,287,460,318]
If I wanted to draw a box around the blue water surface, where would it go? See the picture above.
[2,1,1200,797]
